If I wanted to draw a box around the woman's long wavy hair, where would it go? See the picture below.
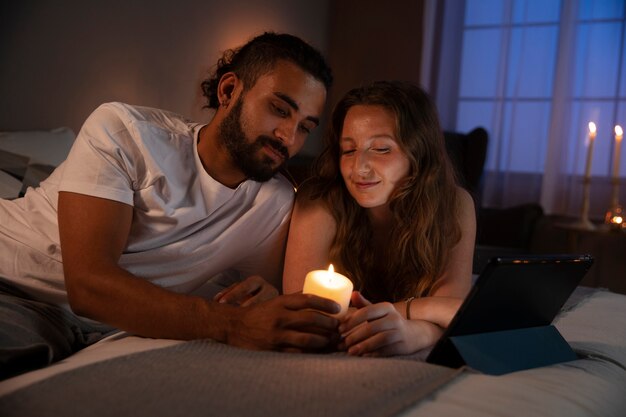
[309,81,462,302]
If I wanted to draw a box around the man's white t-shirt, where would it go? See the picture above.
[0,102,295,317]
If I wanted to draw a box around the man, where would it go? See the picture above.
[0,32,339,379]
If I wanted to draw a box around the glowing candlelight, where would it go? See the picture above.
[303,264,353,317]
[584,122,597,180]
[605,205,625,231]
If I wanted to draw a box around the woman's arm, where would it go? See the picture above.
[400,187,477,327]
[283,188,337,294]
[341,188,476,356]
[340,291,443,356]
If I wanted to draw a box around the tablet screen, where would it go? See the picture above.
[426,254,593,366]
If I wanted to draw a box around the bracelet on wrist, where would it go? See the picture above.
[405,296,416,320]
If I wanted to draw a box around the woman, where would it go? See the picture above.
[283,81,476,356]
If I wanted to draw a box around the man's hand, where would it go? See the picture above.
[214,275,278,307]
[223,293,341,352]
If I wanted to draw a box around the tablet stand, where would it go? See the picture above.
[429,325,577,375]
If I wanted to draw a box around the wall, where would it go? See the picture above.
[0,0,330,155]
[326,0,424,108]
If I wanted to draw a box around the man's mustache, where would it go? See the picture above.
[257,136,289,161]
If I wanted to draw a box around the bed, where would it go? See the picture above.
[0,287,624,417]
[0,127,75,199]
[1,130,625,416]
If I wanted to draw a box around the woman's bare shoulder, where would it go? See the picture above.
[295,181,332,211]
[455,186,476,212]
[291,181,335,227]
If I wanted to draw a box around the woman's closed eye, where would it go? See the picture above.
[372,147,391,154]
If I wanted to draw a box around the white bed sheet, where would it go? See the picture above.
[405,290,626,417]
[1,290,625,417]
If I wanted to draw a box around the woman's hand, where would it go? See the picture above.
[214,275,279,307]
[338,291,442,356]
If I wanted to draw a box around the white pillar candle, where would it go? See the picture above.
[613,125,623,179]
[303,264,353,317]
[584,122,597,180]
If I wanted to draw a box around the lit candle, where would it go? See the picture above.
[613,125,623,179]
[303,264,353,317]
[607,206,624,231]
[584,122,597,180]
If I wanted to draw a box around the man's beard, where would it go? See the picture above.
[218,98,289,182]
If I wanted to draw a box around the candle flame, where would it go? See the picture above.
[588,122,596,134]
[615,125,623,138]
[328,264,334,273]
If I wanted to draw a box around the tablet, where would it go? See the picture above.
[426,254,594,367]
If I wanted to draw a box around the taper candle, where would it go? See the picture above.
[613,125,623,179]
[584,122,597,180]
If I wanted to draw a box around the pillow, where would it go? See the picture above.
[0,127,75,167]
[0,148,29,179]
[21,163,56,193]
[0,169,23,199]
[0,128,75,198]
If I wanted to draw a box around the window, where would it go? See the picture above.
[433,0,626,217]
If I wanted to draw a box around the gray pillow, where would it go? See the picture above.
[0,127,75,198]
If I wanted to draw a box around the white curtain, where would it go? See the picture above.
[425,0,626,218]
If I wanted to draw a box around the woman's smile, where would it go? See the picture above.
[339,105,410,210]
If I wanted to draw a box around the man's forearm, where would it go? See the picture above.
[66,264,234,341]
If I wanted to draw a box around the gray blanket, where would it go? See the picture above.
[0,340,462,417]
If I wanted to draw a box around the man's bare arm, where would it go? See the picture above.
[58,191,339,349]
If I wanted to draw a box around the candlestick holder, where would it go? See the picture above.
[604,204,624,231]
[604,177,624,232]
[610,176,620,212]
[569,176,596,231]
